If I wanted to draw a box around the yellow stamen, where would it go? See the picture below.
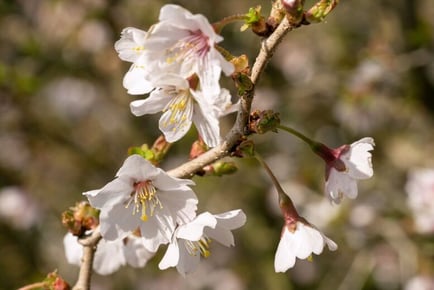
[125,180,162,221]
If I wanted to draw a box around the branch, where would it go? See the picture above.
[72,229,102,290]
[167,17,293,179]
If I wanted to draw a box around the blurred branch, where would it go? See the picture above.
[73,228,102,290]
[167,16,294,179]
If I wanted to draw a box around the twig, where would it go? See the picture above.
[72,228,102,290]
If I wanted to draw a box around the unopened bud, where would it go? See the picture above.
[249,110,280,134]
[305,0,339,24]
[230,54,250,75]
[62,201,99,236]
[209,161,238,176]
[281,0,305,25]
[190,138,208,160]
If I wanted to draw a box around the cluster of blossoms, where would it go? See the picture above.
[115,4,237,148]
[63,3,376,278]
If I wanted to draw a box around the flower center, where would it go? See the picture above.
[126,180,162,221]
[166,30,210,64]
[184,236,212,258]
[161,89,193,130]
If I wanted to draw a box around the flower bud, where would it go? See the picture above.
[249,110,280,134]
[62,201,99,236]
[305,0,339,24]
[281,0,305,25]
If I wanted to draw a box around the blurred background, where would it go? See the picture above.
[1,0,434,289]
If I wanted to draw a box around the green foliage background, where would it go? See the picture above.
[0,0,433,289]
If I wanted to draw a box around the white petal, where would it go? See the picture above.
[274,228,296,272]
[129,93,171,116]
[85,178,131,209]
[152,169,195,191]
[158,188,198,225]
[93,239,126,275]
[324,236,338,251]
[158,96,194,143]
[345,137,375,179]
[177,212,216,241]
[176,239,201,276]
[115,27,148,63]
[115,154,159,180]
[63,233,82,266]
[158,240,180,270]
[303,224,325,255]
[213,209,247,230]
[99,203,139,241]
[123,65,154,95]
[325,169,358,203]
[123,237,156,268]
[191,99,221,147]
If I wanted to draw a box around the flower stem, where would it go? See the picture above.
[213,14,247,33]
[277,124,317,147]
[254,153,298,216]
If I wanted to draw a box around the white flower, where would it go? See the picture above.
[63,232,155,275]
[130,73,233,147]
[84,154,198,252]
[159,209,246,276]
[320,137,375,203]
[405,168,434,233]
[145,4,234,96]
[114,27,156,95]
[274,221,337,272]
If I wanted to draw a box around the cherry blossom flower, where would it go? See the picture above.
[130,73,235,147]
[63,232,155,275]
[405,168,434,233]
[84,154,198,252]
[114,27,157,95]
[159,209,246,276]
[315,137,375,203]
[146,4,234,96]
[274,220,337,272]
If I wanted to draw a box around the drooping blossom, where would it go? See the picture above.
[146,4,234,96]
[84,154,198,252]
[274,219,337,272]
[130,73,236,147]
[64,232,155,275]
[273,187,337,272]
[159,209,246,276]
[314,137,375,203]
[405,168,434,234]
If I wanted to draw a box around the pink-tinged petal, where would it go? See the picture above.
[177,212,216,241]
[130,91,172,116]
[344,137,375,179]
[325,169,358,203]
[274,227,296,272]
[176,240,201,276]
[158,240,180,270]
[123,237,156,268]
